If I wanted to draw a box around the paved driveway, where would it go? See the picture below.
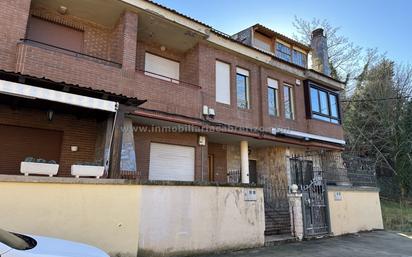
[203,231,412,257]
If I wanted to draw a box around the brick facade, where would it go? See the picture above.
[0,104,99,176]
[0,0,346,181]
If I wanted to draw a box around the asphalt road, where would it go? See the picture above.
[201,231,412,257]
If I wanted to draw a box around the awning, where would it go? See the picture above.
[272,127,346,145]
[0,79,118,112]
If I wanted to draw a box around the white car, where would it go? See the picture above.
[0,228,109,257]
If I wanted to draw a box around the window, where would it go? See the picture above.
[27,16,84,52]
[292,49,307,67]
[283,84,294,119]
[215,61,231,104]
[267,78,279,116]
[236,67,250,109]
[144,52,180,83]
[309,84,340,124]
[275,42,291,62]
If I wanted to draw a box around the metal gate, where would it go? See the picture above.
[290,155,329,237]
[302,174,329,236]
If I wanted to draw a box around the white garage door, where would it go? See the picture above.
[149,143,195,181]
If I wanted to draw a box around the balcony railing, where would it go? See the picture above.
[20,39,122,68]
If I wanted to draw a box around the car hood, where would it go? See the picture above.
[24,235,109,257]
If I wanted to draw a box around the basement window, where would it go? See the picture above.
[309,83,340,124]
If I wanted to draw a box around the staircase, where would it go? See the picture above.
[264,208,291,235]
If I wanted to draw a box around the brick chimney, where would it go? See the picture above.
[310,28,331,76]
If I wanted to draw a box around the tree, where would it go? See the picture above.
[344,55,412,199]
[292,17,362,91]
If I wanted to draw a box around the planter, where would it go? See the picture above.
[20,162,59,177]
[71,165,104,179]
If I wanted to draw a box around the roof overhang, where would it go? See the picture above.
[271,128,345,146]
[0,79,119,112]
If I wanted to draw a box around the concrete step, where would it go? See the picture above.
[264,234,296,247]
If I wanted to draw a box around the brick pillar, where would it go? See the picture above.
[0,0,31,72]
[122,11,138,74]
[289,193,304,240]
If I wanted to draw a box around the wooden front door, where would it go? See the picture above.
[249,160,257,184]
[208,154,214,182]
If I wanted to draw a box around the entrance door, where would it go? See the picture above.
[208,154,214,182]
[0,124,63,175]
[249,160,257,184]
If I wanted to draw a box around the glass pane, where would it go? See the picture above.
[276,43,291,62]
[329,94,339,118]
[292,50,306,67]
[268,88,277,116]
[237,74,248,108]
[310,87,320,113]
[319,91,329,115]
[284,86,292,119]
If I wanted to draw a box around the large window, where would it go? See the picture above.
[283,84,294,119]
[215,60,231,104]
[275,42,291,62]
[309,84,340,124]
[267,78,279,116]
[236,67,250,109]
[292,49,307,67]
[144,52,180,83]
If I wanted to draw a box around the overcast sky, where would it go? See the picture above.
[155,0,411,65]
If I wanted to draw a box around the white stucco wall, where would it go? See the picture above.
[327,187,383,236]
[0,177,265,257]
[138,185,265,256]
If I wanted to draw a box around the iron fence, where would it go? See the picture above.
[227,169,241,183]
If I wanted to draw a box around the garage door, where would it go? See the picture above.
[149,143,195,181]
[0,124,63,175]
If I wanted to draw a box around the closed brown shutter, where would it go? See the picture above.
[27,17,84,52]
[0,125,63,175]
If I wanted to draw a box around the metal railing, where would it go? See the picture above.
[227,169,241,183]
[20,39,122,68]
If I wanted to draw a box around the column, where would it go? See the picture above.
[289,193,304,240]
[122,11,138,74]
[240,140,249,184]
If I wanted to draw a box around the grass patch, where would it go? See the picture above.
[381,199,412,232]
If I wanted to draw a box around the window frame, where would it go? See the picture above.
[292,49,307,67]
[144,52,180,84]
[215,60,231,105]
[267,78,279,117]
[275,41,292,62]
[236,67,250,109]
[308,82,341,124]
[283,83,295,120]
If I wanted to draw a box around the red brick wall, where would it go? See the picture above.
[29,6,124,63]
[208,143,227,183]
[1,2,344,145]
[0,104,98,176]
[0,0,31,72]
[133,125,205,180]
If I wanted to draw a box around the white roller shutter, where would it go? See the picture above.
[144,52,180,83]
[215,60,231,104]
[149,143,195,181]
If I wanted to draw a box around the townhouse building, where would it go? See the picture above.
[0,0,383,256]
